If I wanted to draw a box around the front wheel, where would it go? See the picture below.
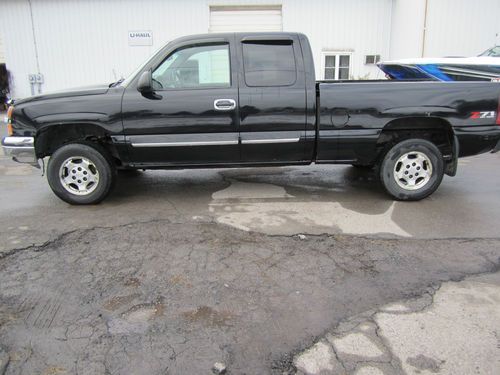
[47,143,116,205]
[380,139,444,201]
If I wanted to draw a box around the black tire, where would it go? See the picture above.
[379,138,444,201]
[47,143,116,205]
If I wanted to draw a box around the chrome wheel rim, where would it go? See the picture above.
[59,156,99,195]
[393,151,433,191]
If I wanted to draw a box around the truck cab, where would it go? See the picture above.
[121,32,316,167]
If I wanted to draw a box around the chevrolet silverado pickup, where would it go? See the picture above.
[3,32,500,204]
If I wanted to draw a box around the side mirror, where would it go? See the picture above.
[137,70,153,93]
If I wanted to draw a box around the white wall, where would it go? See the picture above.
[389,0,426,59]
[0,0,38,97]
[0,33,5,63]
[424,0,500,57]
[0,0,211,98]
[282,0,392,80]
[389,0,500,60]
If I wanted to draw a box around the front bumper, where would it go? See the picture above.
[1,136,39,167]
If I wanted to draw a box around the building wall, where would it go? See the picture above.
[0,33,5,63]
[389,0,426,59]
[424,0,500,57]
[283,0,392,80]
[0,0,498,99]
[389,0,500,60]
[0,0,211,98]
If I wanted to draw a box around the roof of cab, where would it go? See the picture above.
[170,31,304,43]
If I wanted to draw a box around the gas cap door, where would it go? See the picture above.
[330,108,350,128]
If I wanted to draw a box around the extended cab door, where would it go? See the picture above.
[121,36,239,166]
[236,34,309,164]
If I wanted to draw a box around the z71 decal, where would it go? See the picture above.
[470,111,496,119]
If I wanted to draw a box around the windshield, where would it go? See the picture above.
[119,44,170,87]
[479,46,500,57]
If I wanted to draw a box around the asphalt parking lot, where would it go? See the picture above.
[1,126,500,374]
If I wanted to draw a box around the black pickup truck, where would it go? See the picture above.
[3,32,500,204]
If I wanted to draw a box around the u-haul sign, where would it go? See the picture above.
[128,31,153,46]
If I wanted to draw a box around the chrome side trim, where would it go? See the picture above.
[241,137,300,145]
[131,140,239,147]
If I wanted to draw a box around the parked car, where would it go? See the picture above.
[2,32,500,204]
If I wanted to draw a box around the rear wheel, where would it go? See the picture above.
[47,143,116,205]
[380,139,444,201]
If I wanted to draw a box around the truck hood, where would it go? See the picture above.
[14,84,111,105]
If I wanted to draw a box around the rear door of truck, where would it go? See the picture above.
[235,33,310,164]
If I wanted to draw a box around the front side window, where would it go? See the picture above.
[323,53,351,80]
[152,43,230,89]
[242,41,296,87]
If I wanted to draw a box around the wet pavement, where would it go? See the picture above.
[2,152,500,251]
[0,145,500,374]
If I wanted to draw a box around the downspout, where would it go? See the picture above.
[421,0,429,57]
[387,0,394,60]
[28,0,42,94]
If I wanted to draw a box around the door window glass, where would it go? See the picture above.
[152,44,230,89]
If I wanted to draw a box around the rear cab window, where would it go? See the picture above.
[242,40,297,87]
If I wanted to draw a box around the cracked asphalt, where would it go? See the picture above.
[1,127,500,374]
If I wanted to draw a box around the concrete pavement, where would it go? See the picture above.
[294,271,500,375]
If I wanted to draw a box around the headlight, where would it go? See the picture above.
[6,105,14,136]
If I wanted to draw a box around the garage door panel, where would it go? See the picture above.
[209,7,282,33]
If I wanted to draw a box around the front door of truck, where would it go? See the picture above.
[236,35,308,164]
[121,38,239,166]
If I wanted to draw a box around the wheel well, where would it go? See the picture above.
[376,117,455,163]
[35,124,122,166]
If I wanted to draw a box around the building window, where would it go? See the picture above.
[323,53,351,80]
[365,55,381,64]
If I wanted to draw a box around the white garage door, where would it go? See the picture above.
[209,6,282,33]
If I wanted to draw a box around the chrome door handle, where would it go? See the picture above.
[214,99,236,111]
